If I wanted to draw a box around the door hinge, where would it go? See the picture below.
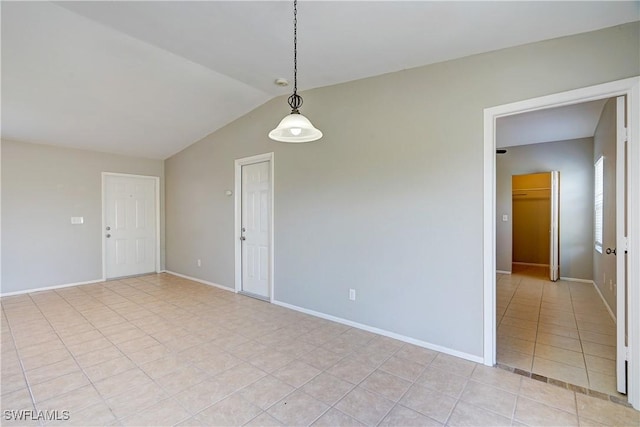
[623,127,629,142]
[624,236,629,252]
[624,346,630,361]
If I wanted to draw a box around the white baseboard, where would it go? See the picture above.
[559,277,593,284]
[272,299,484,364]
[513,262,549,267]
[164,271,234,293]
[496,270,511,275]
[590,281,616,323]
[0,279,104,297]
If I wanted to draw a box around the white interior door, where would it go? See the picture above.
[104,174,157,279]
[241,161,271,299]
[549,171,560,281]
[615,95,628,394]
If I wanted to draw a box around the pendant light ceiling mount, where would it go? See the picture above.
[268,0,322,143]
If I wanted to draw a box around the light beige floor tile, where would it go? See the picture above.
[394,344,438,366]
[213,362,266,393]
[0,387,34,411]
[37,384,102,414]
[459,380,517,418]
[120,397,191,426]
[584,354,615,376]
[536,332,582,352]
[105,382,168,420]
[379,355,425,381]
[29,371,89,403]
[296,347,344,371]
[470,365,521,393]
[519,377,577,414]
[429,353,476,377]
[326,356,376,385]
[193,350,242,376]
[93,368,154,399]
[245,411,285,427]
[588,371,620,396]
[447,401,511,427]
[399,384,457,423]
[515,396,579,426]
[582,341,616,361]
[272,360,321,388]
[498,335,535,355]
[196,394,262,426]
[535,343,586,369]
[240,375,295,410]
[538,322,580,339]
[310,408,363,427]
[266,390,329,426]
[498,316,538,331]
[498,324,537,341]
[335,386,394,426]
[249,350,297,373]
[379,404,441,426]
[414,365,468,398]
[1,372,27,396]
[360,370,411,402]
[173,377,235,414]
[532,357,589,388]
[576,393,640,426]
[45,402,116,427]
[84,356,136,383]
[301,372,354,406]
[579,330,616,346]
[24,358,81,386]
[497,348,533,371]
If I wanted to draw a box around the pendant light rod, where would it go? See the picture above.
[288,0,302,114]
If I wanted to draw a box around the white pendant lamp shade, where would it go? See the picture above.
[269,113,323,143]
[269,0,322,143]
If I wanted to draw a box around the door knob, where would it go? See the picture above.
[106,234,111,238]
[605,248,616,255]
[240,236,246,241]
[106,226,111,231]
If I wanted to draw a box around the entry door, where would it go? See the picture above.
[549,171,560,281]
[614,96,628,394]
[240,161,271,299]
[104,174,157,279]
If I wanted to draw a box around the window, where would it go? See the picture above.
[594,156,603,253]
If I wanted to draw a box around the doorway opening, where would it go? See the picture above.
[234,153,274,302]
[483,77,640,410]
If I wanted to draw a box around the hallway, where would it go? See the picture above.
[496,265,624,401]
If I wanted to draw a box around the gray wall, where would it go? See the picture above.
[496,139,594,280]
[593,98,617,312]
[166,23,639,358]
[1,140,165,294]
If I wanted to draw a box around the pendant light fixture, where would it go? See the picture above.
[269,0,323,143]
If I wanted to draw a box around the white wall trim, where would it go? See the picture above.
[483,76,640,410]
[559,277,593,284]
[496,270,511,275]
[234,152,275,302]
[0,279,104,297]
[164,271,234,293]
[273,299,484,364]
[590,280,617,323]
[101,172,161,281]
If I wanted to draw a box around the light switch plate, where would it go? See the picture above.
[71,216,84,225]
[502,214,509,222]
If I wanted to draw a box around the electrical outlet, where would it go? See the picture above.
[349,289,356,301]
[197,259,202,267]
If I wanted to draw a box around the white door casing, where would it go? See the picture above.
[103,173,159,279]
[549,171,560,282]
[616,95,628,394]
[483,77,640,410]
[234,153,274,301]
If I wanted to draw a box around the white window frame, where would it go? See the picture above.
[594,156,604,253]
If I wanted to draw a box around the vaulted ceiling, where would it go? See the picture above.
[2,1,638,159]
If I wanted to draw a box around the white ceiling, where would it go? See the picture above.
[496,99,609,149]
[2,1,638,159]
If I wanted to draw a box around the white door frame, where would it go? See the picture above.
[483,76,640,410]
[101,172,161,280]
[234,153,275,302]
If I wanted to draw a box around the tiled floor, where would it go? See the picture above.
[1,273,638,426]
[497,265,624,400]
